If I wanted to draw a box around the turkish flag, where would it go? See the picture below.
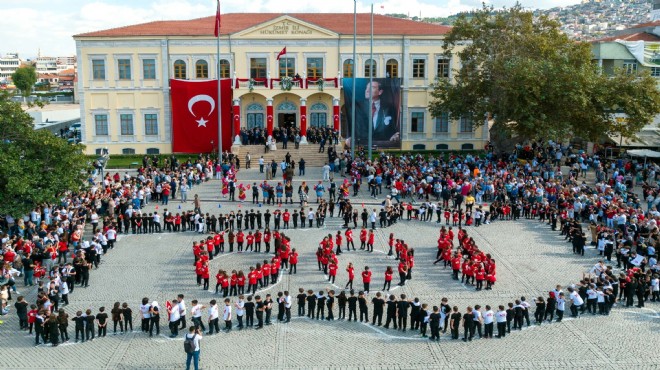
[170,79,232,153]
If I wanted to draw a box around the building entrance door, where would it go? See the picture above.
[278,113,296,130]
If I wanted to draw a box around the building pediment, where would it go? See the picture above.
[233,15,337,39]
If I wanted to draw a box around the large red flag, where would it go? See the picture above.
[170,79,232,153]
[214,0,221,37]
[276,47,286,61]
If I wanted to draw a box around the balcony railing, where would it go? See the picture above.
[234,77,339,90]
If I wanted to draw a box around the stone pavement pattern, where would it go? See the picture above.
[2,167,659,369]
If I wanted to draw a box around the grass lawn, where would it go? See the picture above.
[93,154,203,169]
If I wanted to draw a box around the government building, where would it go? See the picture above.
[73,13,489,155]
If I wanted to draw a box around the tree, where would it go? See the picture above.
[11,66,37,98]
[0,91,89,217]
[428,4,660,147]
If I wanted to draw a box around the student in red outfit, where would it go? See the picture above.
[247,267,258,295]
[270,256,280,284]
[220,272,230,297]
[237,271,246,295]
[201,262,210,291]
[383,266,393,291]
[246,232,255,252]
[345,228,355,251]
[367,230,375,252]
[335,231,343,255]
[387,233,395,256]
[254,230,262,252]
[289,249,298,275]
[359,228,367,250]
[215,269,224,295]
[397,261,408,286]
[263,229,271,254]
[206,238,214,261]
[255,264,263,289]
[475,267,486,291]
[320,253,329,275]
[328,261,338,283]
[262,261,271,287]
[345,262,355,290]
[406,249,415,280]
[195,260,203,286]
[236,231,245,252]
[362,266,372,293]
[229,270,238,296]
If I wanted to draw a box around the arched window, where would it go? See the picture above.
[343,59,354,78]
[436,144,449,150]
[246,103,264,129]
[386,59,398,78]
[412,144,426,150]
[364,59,376,78]
[219,59,230,78]
[174,60,186,79]
[310,102,328,128]
[461,143,474,150]
[195,60,208,78]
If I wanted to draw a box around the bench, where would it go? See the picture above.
[129,162,139,169]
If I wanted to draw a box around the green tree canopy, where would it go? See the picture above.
[0,91,89,217]
[11,66,37,97]
[429,4,660,145]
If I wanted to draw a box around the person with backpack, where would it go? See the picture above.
[184,326,202,370]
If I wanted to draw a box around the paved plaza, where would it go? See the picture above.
[2,167,659,369]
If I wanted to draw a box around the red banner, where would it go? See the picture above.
[170,79,232,153]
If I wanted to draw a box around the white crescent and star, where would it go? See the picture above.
[187,94,216,127]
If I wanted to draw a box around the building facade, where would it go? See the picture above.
[74,13,488,155]
[0,53,21,81]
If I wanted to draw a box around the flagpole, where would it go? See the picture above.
[216,1,223,160]
[368,3,373,161]
[350,0,356,160]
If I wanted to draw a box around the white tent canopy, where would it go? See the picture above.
[627,149,660,158]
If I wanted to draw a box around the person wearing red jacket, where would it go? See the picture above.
[215,270,224,295]
[57,240,68,264]
[247,267,258,295]
[283,210,290,229]
[475,267,486,291]
[367,230,375,252]
[279,243,290,270]
[262,262,271,287]
[237,271,246,295]
[388,233,395,256]
[362,266,372,293]
[220,272,230,297]
[195,260,203,286]
[335,231,343,255]
[206,239,214,260]
[255,264,263,288]
[213,233,221,256]
[359,228,367,250]
[246,232,255,252]
[201,262,210,290]
[328,261,338,283]
[383,266,393,291]
[236,231,245,252]
[397,261,408,286]
[270,256,280,284]
[229,270,238,296]
[263,229,271,254]
[406,249,415,280]
[254,230,262,252]
[320,253,329,275]
[345,228,355,251]
[345,262,355,290]
[289,248,299,275]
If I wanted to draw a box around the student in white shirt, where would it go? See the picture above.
[483,305,495,338]
[567,287,583,318]
[168,299,181,338]
[207,299,219,335]
[235,296,245,329]
[556,293,566,322]
[222,298,232,331]
[177,295,187,330]
[495,305,508,338]
[140,298,151,333]
[189,300,204,328]
[184,326,202,370]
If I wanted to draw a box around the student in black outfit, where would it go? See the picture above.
[296,288,306,316]
[337,291,347,320]
[326,290,335,321]
[316,291,326,320]
[384,295,398,329]
[85,309,96,341]
[358,291,369,323]
[371,292,385,326]
[306,290,317,319]
[255,295,264,329]
[429,306,441,341]
[419,303,429,337]
[57,309,69,342]
[410,298,421,330]
[450,306,461,340]
[73,311,85,342]
[462,306,474,342]
[347,290,358,321]
[149,302,161,337]
[245,296,255,328]
[96,306,109,337]
[506,303,515,333]
[397,294,410,331]
[47,315,60,347]
[122,302,133,332]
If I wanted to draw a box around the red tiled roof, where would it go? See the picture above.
[74,13,451,38]
[628,20,660,29]
[593,32,660,42]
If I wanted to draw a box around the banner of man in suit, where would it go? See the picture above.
[342,78,401,149]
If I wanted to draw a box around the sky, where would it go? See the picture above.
[0,0,582,59]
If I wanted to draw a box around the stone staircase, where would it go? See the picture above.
[233,142,338,168]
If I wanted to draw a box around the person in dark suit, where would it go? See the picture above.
[352,80,399,146]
